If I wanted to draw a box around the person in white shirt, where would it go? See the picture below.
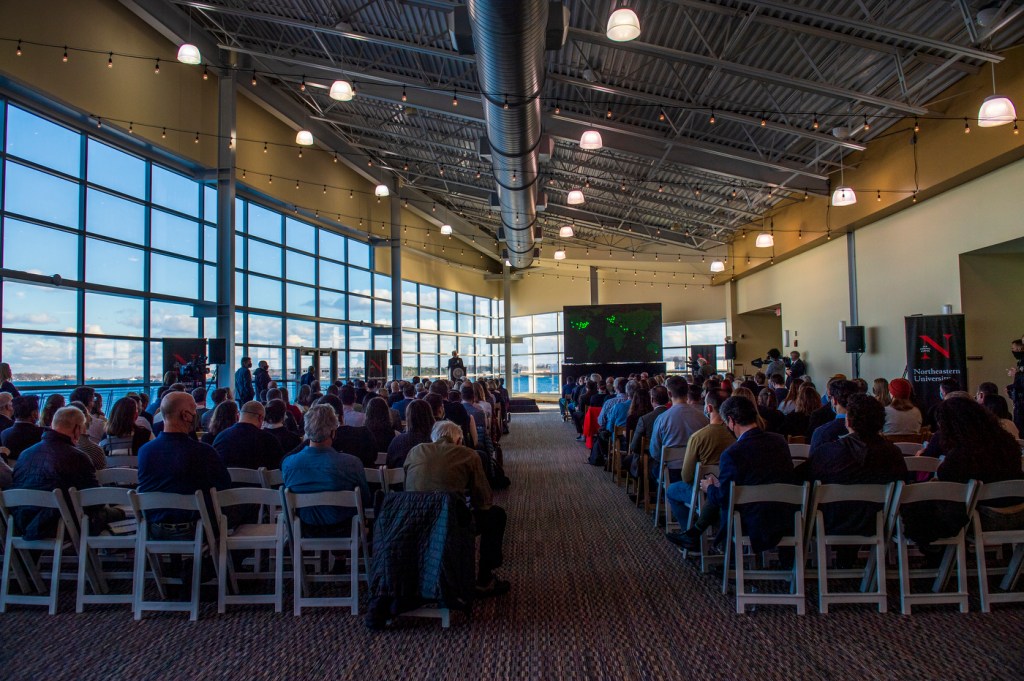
[883,378,922,434]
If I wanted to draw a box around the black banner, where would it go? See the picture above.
[905,315,967,415]
[364,350,388,380]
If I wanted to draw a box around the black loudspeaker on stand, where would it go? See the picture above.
[208,338,227,364]
[724,342,737,360]
[845,326,866,353]
[390,349,402,366]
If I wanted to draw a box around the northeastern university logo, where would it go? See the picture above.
[918,334,953,361]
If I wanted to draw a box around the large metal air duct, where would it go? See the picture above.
[464,0,555,269]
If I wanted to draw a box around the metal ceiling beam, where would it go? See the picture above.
[565,27,930,115]
[215,44,823,188]
[736,0,1002,62]
[547,73,866,152]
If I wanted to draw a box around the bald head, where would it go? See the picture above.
[160,392,197,432]
[239,400,265,427]
[51,406,86,440]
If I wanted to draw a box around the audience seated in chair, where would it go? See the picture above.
[213,401,285,470]
[810,380,858,453]
[404,420,509,598]
[1,395,44,461]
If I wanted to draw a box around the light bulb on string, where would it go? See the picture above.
[107,52,113,68]
[16,40,22,56]
[154,58,160,74]
[62,46,68,63]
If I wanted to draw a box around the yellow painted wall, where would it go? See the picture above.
[735,235,850,382]
[960,251,1024,392]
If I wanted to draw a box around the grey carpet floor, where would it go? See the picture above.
[1,408,1022,680]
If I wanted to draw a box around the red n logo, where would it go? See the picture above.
[919,334,952,359]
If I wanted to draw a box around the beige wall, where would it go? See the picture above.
[511,266,727,325]
[734,236,850,382]
[732,311,783,373]
[960,251,1024,392]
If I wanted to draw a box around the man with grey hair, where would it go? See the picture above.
[12,406,101,540]
[282,404,369,536]
[405,419,509,597]
[212,400,284,470]
[0,392,14,432]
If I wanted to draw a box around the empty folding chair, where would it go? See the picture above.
[364,468,384,521]
[722,482,810,614]
[808,482,896,613]
[654,446,687,529]
[0,489,74,614]
[904,456,940,474]
[610,426,628,483]
[890,480,978,614]
[69,486,137,612]
[212,487,285,614]
[970,479,1024,612]
[895,442,924,456]
[284,488,367,616]
[374,452,388,467]
[129,490,218,621]
[96,467,138,488]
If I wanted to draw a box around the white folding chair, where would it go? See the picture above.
[228,467,264,487]
[284,488,366,616]
[364,468,384,521]
[895,442,924,456]
[212,487,286,613]
[681,462,723,573]
[69,486,137,612]
[970,480,1024,612]
[381,467,405,493]
[129,490,218,621]
[654,446,687,529]
[97,467,138,487]
[890,480,978,614]
[374,451,388,466]
[260,468,284,489]
[722,482,809,614]
[904,456,940,474]
[789,443,811,460]
[808,482,896,613]
[0,489,73,614]
[105,455,139,468]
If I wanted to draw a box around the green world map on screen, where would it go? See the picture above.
[564,304,662,363]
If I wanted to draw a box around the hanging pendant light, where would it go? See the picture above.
[440,224,453,235]
[329,80,355,101]
[755,232,774,248]
[176,43,201,65]
[567,189,585,205]
[606,8,641,42]
[579,130,603,150]
[831,150,857,206]
[979,63,1016,127]
[709,259,725,273]
[559,224,575,238]
[295,130,314,146]
[374,184,390,198]
[554,249,567,260]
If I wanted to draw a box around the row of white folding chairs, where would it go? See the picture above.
[679,466,1023,615]
[0,485,371,620]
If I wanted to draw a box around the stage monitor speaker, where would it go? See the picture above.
[724,342,737,360]
[390,349,402,366]
[845,326,866,353]
[208,338,227,364]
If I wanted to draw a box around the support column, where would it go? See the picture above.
[215,69,237,388]
[390,181,402,381]
[590,266,599,305]
[503,264,512,390]
[847,231,860,378]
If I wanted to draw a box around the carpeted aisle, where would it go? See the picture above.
[1,408,1022,680]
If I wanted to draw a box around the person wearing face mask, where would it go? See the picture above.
[664,389,735,547]
[138,392,230,533]
[809,380,857,454]
[1008,337,1024,433]
[11,406,105,540]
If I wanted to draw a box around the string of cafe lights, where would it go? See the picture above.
[4,36,1017,131]
[6,36,998,271]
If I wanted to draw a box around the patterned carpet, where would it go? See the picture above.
[2,408,1023,680]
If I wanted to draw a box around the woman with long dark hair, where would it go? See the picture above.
[386,399,435,469]
[100,396,153,454]
[626,387,652,435]
[779,378,804,415]
[0,362,21,397]
[38,394,65,428]
[782,384,821,440]
[202,400,239,444]
[982,393,1020,438]
[364,396,398,452]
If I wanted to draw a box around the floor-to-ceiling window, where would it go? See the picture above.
[510,312,563,394]
[1,100,217,406]
[662,320,728,372]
